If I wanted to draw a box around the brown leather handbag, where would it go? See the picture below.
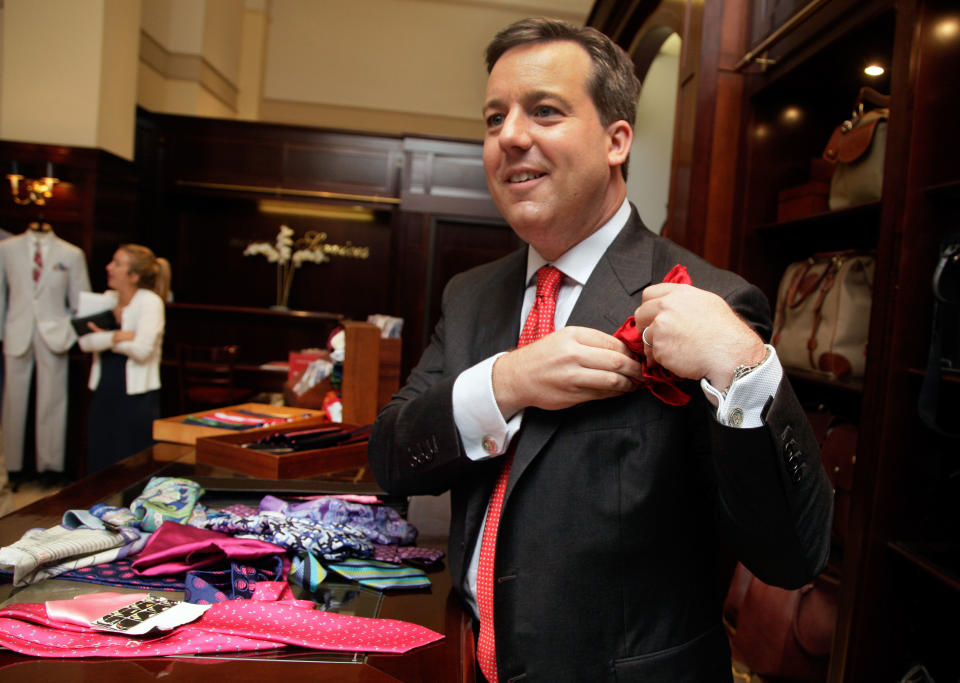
[772,251,875,379]
[823,87,890,210]
[820,419,857,545]
[725,563,839,682]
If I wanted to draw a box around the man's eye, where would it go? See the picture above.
[534,106,558,117]
[486,113,504,128]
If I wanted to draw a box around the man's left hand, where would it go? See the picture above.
[633,283,766,392]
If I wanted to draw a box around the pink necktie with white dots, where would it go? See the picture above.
[33,243,43,283]
[476,264,563,682]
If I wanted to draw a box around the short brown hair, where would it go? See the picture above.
[485,18,641,178]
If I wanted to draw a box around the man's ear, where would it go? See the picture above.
[606,120,633,167]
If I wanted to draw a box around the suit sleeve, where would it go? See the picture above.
[369,280,478,497]
[68,246,91,314]
[78,330,113,353]
[710,281,833,588]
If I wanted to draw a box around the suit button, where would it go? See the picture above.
[791,462,804,483]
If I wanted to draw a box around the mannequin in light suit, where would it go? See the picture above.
[0,222,90,475]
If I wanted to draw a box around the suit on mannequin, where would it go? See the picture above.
[0,223,90,474]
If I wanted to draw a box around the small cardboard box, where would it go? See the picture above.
[195,418,368,479]
[152,403,325,445]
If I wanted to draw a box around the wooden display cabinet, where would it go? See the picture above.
[591,0,960,678]
[730,0,960,679]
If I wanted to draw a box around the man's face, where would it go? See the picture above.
[482,40,629,261]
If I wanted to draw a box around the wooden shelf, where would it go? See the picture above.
[923,179,960,202]
[785,367,865,393]
[754,201,881,235]
[908,367,960,385]
[888,540,960,593]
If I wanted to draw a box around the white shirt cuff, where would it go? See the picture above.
[701,345,782,428]
[452,353,523,461]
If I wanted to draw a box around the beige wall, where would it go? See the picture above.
[138,0,243,117]
[1,0,594,152]
[202,0,245,86]
[258,0,590,139]
[0,0,140,159]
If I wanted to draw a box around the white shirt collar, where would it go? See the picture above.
[28,229,52,247]
[525,197,631,286]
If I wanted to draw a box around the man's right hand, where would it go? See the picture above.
[491,326,643,419]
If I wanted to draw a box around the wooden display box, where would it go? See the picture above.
[195,418,369,479]
[152,402,325,445]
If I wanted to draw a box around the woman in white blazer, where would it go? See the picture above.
[78,244,171,473]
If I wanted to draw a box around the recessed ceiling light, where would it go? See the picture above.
[864,64,885,77]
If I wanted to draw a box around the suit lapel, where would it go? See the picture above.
[505,211,658,497]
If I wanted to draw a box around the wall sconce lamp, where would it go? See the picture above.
[6,162,60,206]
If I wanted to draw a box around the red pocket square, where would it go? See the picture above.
[613,264,692,407]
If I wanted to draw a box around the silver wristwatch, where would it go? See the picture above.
[731,347,771,384]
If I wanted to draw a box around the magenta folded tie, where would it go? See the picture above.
[131,521,285,576]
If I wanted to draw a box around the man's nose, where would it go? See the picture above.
[499,109,532,150]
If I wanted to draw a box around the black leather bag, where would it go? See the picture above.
[919,237,960,438]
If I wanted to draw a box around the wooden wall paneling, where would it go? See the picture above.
[702,0,750,269]
[427,215,520,344]
[149,112,404,201]
[400,137,501,219]
[283,136,402,198]
[391,211,433,378]
[134,110,524,385]
[0,142,138,264]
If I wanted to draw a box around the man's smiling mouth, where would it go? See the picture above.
[508,172,546,183]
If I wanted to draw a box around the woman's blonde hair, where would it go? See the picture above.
[119,243,171,301]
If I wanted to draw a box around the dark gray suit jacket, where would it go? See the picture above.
[369,210,833,682]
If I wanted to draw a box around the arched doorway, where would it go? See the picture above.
[626,32,680,235]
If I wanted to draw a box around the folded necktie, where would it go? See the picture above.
[326,558,431,591]
[183,555,289,604]
[290,552,327,593]
[129,476,206,531]
[132,521,286,576]
[613,263,693,407]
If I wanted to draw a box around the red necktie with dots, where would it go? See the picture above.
[476,264,563,683]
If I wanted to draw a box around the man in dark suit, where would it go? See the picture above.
[368,18,833,682]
